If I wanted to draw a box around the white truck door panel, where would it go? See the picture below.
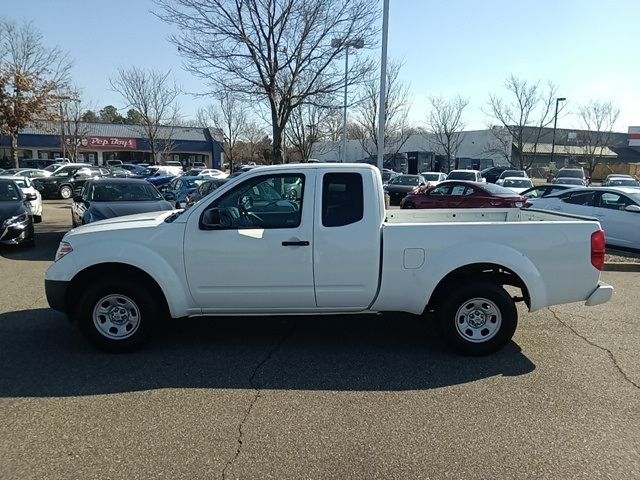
[313,171,381,308]
[183,172,316,311]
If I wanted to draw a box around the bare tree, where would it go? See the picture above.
[352,60,414,158]
[110,67,180,164]
[286,100,339,161]
[60,89,92,162]
[486,75,559,171]
[0,18,72,167]
[425,95,468,172]
[154,0,378,164]
[578,100,620,179]
[197,91,248,172]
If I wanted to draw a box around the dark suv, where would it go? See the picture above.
[480,166,512,183]
[32,165,109,199]
[553,167,589,186]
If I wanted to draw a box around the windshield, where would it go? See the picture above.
[392,176,421,186]
[503,179,532,188]
[423,173,442,181]
[0,181,21,201]
[480,183,521,195]
[448,171,476,181]
[500,170,525,178]
[558,169,583,179]
[89,182,163,202]
[609,179,639,187]
[182,178,209,189]
[555,178,583,185]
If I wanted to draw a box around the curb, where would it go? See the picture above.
[604,263,640,272]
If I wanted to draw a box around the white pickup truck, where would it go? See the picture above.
[45,164,613,355]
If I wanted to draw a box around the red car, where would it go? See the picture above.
[399,180,526,209]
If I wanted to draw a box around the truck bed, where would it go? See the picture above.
[385,208,592,224]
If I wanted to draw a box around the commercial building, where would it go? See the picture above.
[0,121,225,169]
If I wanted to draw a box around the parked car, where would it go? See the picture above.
[1,168,52,179]
[520,184,581,199]
[190,161,207,169]
[44,163,66,173]
[400,180,526,209]
[32,165,109,199]
[105,160,124,166]
[500,177,534,194]
[553,177,588,186]
[447,169,485,182]
[146,174,175,189]
[480,166,512,183]
[198,169,228,179]
[420,172,448,186]
[285,176,303,200]
[107,167,135,178]
[159,176,213,209]
[553,167,589,186]
[600,177,640,188]
[381,169,399,183]
[19,158,60,170]
[0,178,35,247]
[162,161,184,175]
[185,178,228,208]
[495,170,528,185]
[71,179,173,227]
[184,169,204,177]
[384,174,426,205]
[119,164,148,176]
[45,164,612,354]
[12,177,43,222]
[527,187,640,249]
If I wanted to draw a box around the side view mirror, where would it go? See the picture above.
[625,204,640,213]
[202,208,232,228]
[24,193,38,201]
[164,192,176,201]
[73,195,83,203]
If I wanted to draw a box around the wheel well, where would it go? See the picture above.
[427,263,530,312]
[65,263,170,318]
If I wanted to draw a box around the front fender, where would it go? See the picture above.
[46,239,194,318]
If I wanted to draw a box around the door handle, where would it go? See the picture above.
[282,240,310,247]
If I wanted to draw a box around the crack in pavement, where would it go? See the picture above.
[221,324,294,480]
[547,307,639,390]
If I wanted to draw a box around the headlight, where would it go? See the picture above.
[55,241,73,262]
[2,212,30,228]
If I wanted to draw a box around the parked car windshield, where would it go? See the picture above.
[608,179,640,187]
[0,181,21,201]
[423,173,443,182]
[479,183,521,195]
[391,175,421,186]
[182,178,211,189]
[89,182,163,202]
[503,179,533,188]
[447,171,477,181]
[554,178,584,185]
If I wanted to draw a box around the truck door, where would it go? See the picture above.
[183,171,317,312]
[313,170,381,308]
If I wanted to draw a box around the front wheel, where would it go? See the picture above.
[59,185,73,199]
[76,279,162,352]
[437,283,517,355]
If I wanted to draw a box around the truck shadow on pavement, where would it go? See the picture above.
[0,308,536,397]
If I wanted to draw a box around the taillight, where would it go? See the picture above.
[591,230,606,271]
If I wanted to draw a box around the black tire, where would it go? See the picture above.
[34,215,42,224]
[402,202,415,209]
[437,282,517,356]
[75,278,162,352]
[59,185,73,199]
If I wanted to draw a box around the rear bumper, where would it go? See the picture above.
[45,279,69,312]
[585,282,614,306]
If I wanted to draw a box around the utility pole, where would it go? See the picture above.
[550,97,566,165]
[376,0,390,171]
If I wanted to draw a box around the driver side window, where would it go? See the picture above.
[203,173,305,230]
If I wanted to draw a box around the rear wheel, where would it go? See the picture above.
[76,278,162,352]
[403,202,415,209]
[437,283,517,355]
[59,185,73,199]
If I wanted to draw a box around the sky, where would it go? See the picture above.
[4,0,638,133]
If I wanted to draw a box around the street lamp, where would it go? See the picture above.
[550,97,566,165]
[332,37,364,162]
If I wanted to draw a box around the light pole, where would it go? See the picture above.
[550,97,566,165]
[376,0,390,171]
[332,37,364,162]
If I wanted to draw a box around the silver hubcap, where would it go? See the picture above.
[93,294,141,340]
[455,297,502,343]
[60,187,71,198]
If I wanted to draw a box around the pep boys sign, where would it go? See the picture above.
[86,136,137,149]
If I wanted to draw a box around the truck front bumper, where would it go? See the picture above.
[45,279,69,312]
[585,282,614,306]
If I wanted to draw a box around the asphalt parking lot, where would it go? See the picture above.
[0,200,638,480]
